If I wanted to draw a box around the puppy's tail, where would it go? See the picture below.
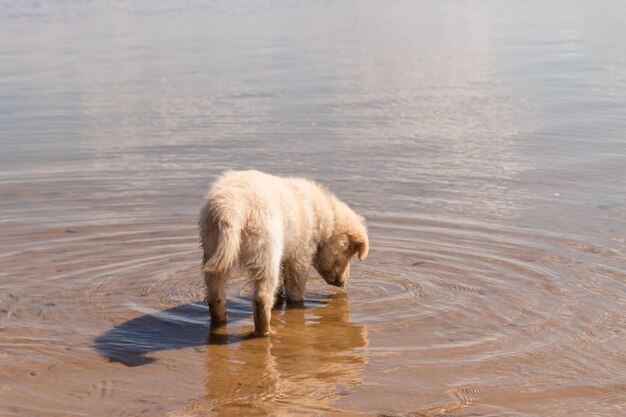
[200,206,242,274]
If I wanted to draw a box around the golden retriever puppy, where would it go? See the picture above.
[199,170,368,336]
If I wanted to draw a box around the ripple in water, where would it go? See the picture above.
[2,190,625,416]
[339,215,626,416]
[2,0,626,415]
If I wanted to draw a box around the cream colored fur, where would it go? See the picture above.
[199,170,368,336]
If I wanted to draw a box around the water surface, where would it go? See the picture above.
[1,1,626,416]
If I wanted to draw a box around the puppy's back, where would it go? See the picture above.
[199,170,286,271]
[211,170,287,206]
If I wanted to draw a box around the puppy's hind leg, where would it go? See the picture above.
[204,271,227,325]
[252,277,277,337]
[251,247,282,336]
[243,217,283,336]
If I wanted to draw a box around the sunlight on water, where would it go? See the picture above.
[1,1,625,416]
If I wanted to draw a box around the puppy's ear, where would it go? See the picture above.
[348,227,369,261]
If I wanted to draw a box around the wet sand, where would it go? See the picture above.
[1,1,626,416]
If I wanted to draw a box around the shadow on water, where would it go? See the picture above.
[94,298,254,366]
[95,291,367,372]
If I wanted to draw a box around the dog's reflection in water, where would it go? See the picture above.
[191,291,368,416]
[96,290,367,415]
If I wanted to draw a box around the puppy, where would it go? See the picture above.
[199,170,368,336]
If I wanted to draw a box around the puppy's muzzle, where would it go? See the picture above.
[332,276,345,288]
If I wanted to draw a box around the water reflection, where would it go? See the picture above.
[95,290,367,414]
[190,291,367,416]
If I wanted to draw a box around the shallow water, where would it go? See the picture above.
[1,1,626,416]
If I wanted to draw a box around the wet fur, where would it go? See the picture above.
[199,170,368,336]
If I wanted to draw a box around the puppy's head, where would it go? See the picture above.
[313,218,368,288]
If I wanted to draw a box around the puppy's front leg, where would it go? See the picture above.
[283,257,309,305]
